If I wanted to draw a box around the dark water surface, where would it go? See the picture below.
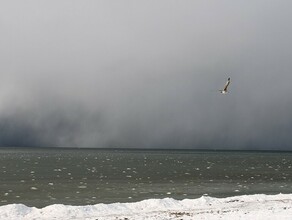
[0,148,292,207]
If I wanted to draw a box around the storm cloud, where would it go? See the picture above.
[1,1,292,149]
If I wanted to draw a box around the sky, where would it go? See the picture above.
[1,1,292,150]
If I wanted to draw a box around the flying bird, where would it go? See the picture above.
[219,77,231,94]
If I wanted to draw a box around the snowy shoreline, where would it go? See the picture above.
[1,194,292,220]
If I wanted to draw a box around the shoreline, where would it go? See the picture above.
[1,193,292,220]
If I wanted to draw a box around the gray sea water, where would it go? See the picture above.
[0,148,292,207]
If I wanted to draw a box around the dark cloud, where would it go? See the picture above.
[1,1,292,149]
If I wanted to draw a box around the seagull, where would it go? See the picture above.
[219,77,231,94]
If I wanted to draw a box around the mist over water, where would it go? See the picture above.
[1,1,292,149]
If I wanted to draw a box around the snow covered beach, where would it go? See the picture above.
[1,194,292,220]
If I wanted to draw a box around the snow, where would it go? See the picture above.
[1,194,292,220]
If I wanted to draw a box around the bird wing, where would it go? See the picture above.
[223,78,230,91]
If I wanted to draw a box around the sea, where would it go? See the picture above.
[0,148,291,208]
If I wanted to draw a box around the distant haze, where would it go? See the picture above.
[1,1,292,149]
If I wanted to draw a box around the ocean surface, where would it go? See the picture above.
[0,148,291,208]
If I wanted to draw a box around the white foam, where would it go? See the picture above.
[1,194,292,220]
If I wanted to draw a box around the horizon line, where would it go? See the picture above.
[0,146,291,153]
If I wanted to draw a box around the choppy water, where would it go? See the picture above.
[0,148,292,207]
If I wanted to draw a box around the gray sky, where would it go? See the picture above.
[1,1,292,149]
